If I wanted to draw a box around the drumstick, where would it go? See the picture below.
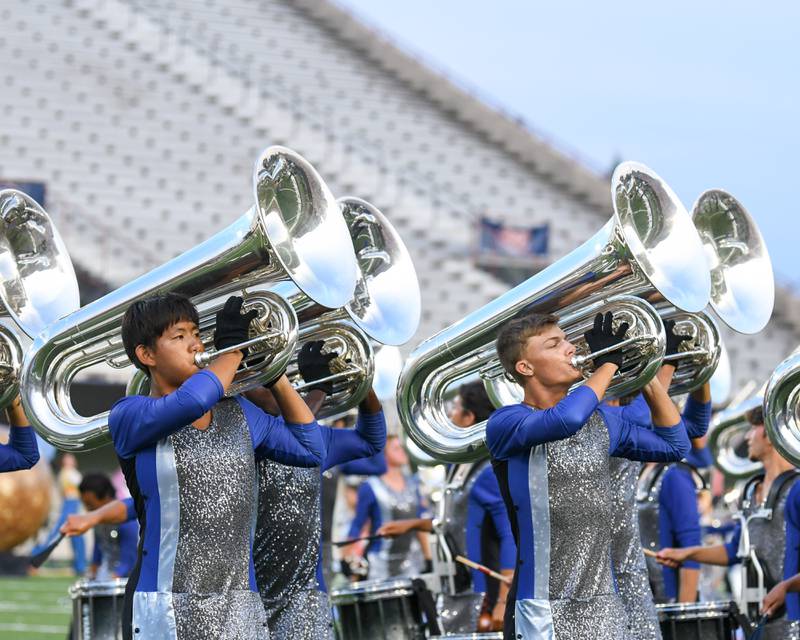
[30,533,65,568]
[456,555,512,585]
[331,533,389,547]
[642,548,659,559]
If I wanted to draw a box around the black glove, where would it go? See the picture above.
[423,558,433,574]
[298,340,338,394]
[213,296,259,356]
[584,311,629,369]
[664,319,691,358]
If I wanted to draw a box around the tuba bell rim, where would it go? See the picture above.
[611,161,711,314]
[691,188,774,335]
[253,146,359,310]
[0,189,80,338]
[337,196,421,346]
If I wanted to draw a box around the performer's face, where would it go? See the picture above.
[746,423,771,462]
[385,437,409,467]
[137,320,204,387]
[449,395,474,428]
[80,490,105,511]
[516,324,580,387]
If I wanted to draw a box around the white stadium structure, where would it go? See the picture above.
[1,0,798,425]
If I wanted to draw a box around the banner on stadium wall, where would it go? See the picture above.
[475,217,549,269]
[0,181,46,206]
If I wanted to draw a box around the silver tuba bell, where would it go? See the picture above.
[707,387,764,479]
[397,161,712,463]
[22,146,360,451]
[653,189,773,397]
[279,197,421,418]
[0,190,80,408]
[763,348,800,467]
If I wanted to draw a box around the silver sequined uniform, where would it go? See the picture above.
[737,475,800,640]
[253,459,333,640]
[169,399,268,640]
[524,411,628,638]
[637,464,670,603]
[438,461,489,633]
[609,457,661,640]
[366,475,424,581]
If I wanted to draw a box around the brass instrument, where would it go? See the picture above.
[22,147,360,451]
[763,348,800,467]
[0,190,80,409]
[397,161,712,463]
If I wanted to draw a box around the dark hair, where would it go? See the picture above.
[458,381,495,423]
[496,313,560,385]
[79,473,116,500]
[121,293,200,375]
[746,405,764,428]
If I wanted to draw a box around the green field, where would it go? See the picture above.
[0,575,73,639]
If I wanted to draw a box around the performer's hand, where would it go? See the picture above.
[655,547,691,568]
[762,580,788,618]
[213,296,258,355]
[298,340,338,394]
[60,513,98,537]
[584,312,628,370]
[376,519,416,538]
[491,600,506,631]
[664,319,691,358]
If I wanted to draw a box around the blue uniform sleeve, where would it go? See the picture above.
[682,396,712,439]
[109,370,224,459]
[783,483,800,620]
[602,406,690,462]
[618,393,652,426]
[339,452,387,476]
[237,396,324,468]
[659,467,701,569]
[486,386,599,460]
[415,481,427,518]
[724,522,742,565]
[348,482,380,539]
[113,520,139,578]
[471,466,516,571]
[322,409,387,471]
[0,426,40,472]
[685,445,714,469]
[123,498,137,522]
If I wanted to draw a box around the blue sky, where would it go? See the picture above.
[340,0,800,287]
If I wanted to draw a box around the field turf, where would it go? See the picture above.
[0,575,73,639]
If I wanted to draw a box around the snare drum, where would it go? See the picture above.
[331,578,425,640]
[657,601,740,640]
[69,578,126,640]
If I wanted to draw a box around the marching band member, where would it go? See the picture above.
[77,473,138,581]
[657,405,800,640]
[487,312,690,639]
[111,293,324,640]
[0,395,39,473]
[245,340,387,639]
[61,496,137,536]
[762,478,800,625]
[376,381,515,633]
[345,434,432,582]
[604,319,702,638]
